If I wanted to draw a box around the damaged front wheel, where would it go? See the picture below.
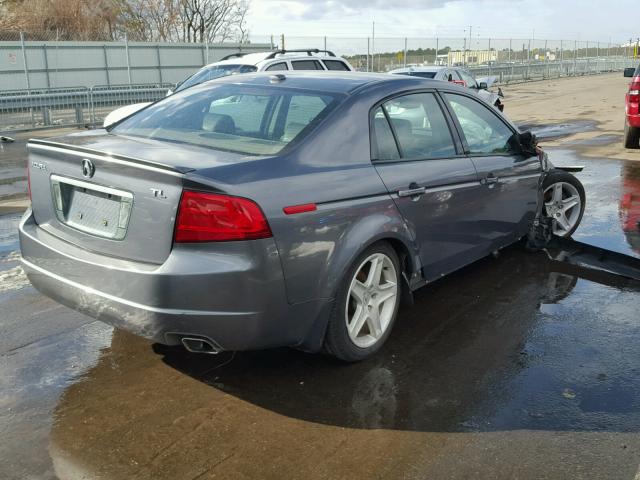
[542,170,586,237]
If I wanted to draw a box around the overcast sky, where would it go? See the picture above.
[247,0,636,43]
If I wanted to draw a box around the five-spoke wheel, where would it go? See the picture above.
[323,243,401,362]
[346,253,398,348]
[542,170,586,238]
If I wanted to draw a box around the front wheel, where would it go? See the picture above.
[542,170,586,237]
[323,242,401,362]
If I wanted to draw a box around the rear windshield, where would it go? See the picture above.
[176,64,257,92]
[111,84,342,155]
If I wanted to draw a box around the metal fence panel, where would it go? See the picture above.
[0,38,271,91]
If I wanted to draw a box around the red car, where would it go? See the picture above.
[623,66,640,148]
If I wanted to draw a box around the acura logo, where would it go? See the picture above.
[81,159,95,178]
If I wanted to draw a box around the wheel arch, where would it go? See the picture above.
[296,214,420,352]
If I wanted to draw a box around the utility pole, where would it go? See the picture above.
[372,21,375,72]
[468,25,472,66]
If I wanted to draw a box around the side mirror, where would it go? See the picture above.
[478,82,488,90]
[510,131,538,157]
[624,67,635,78]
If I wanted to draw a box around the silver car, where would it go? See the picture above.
[20,72,585,361]
[389,66,505,111]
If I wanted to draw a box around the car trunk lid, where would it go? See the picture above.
[27,131,257,264]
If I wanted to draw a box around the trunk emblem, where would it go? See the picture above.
[81,159,95,178]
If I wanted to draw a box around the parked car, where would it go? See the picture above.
[20,72,585,362]
[623,65,640,148]
[102,49,354,127]
[388,66,505,111]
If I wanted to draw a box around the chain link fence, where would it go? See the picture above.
[1,31,638,132]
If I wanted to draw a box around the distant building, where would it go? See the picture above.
[447,49,497,66]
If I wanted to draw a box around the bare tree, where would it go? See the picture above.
[116,0,181,41]
[0,0,250,43]
[179,0,250,43]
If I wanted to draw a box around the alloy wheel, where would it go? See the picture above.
[345,253,399,348]
[543,181,582,236]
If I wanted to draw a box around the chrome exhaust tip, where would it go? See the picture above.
[181,337,221,355]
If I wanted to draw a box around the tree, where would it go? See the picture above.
[0,0,251,43]
[179,0,249,43]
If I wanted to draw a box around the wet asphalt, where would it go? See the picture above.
[1,144,640,479]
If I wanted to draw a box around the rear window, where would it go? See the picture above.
[323,60,350,71]
[111,84,341,155]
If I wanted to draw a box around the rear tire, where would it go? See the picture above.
[624,122,640,149]
[323,242,401,362]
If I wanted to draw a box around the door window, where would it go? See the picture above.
[444,93,515,155]
[374,93,456,160]
[291,60,324,70]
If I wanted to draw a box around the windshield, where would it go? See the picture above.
[112,83,342,155]
[176,64,258,92]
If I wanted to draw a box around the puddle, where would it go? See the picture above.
[0,213,20,254]
[568,134,622,146]
[549,148,640,258]
[519,120,599,140]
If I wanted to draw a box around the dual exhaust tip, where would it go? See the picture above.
[180,336,222,355]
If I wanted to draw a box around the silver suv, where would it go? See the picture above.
[103,49,353,126]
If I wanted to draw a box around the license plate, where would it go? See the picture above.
[51,175,133,240]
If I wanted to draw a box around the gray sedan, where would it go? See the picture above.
[19,72,585,361]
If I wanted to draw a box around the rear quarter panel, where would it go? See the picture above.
[188,87,420,305]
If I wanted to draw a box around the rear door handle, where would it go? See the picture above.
[398,185,426,198]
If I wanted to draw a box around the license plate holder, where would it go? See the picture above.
[51,175,133,240]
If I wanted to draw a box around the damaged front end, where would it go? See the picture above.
[520,131,584,250]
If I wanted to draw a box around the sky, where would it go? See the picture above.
[247,0,637,44]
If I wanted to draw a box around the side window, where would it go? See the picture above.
[458,69,477,88]
[323,60,350,71]
[291,60,324,70]
[380,93,457,160]
[444,93,515,155]
[265,62,288,71]
[372,107,400,161]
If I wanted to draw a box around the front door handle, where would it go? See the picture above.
[398,184,426,198]
[481,175,499,186]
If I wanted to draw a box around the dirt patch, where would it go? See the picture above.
[502,72,640,161]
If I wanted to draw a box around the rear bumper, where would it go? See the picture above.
[19,210,328,351]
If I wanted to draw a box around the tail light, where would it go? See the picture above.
[628,77,640,99]
[174,190,271,243]
[627,77,640,116]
